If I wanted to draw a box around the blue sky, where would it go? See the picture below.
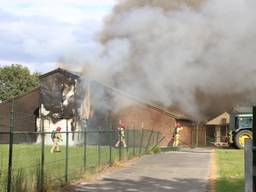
[0,0,116,72]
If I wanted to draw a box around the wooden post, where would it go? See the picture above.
[7,99,14,192]
[215,126,221,143]
[65,120,69,183]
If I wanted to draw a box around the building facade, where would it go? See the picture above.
[0,68,207,147]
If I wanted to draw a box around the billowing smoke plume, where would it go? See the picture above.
[62,0,256,120]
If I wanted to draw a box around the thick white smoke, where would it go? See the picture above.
[62,0,256,120]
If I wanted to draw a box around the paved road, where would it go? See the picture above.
[69,149,212,192]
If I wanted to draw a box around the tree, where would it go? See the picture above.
[0,64,40,102]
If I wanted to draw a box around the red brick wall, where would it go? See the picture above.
[90,84,206,147]
[117,104,176,146]
[115,104,207,147]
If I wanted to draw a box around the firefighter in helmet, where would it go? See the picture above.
[173,123,183,147]
[51,127,63,153]
[115,119,127,148]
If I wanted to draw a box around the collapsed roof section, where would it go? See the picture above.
[42,68,191,121]
[0,67,191,123]
[39,68,80,121]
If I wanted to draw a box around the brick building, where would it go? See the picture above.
[0,68,206,146]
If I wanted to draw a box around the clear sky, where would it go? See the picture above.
[0,0,116,72]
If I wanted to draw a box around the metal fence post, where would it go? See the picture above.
[83,120,87,172]
[109,129,112,166]
[155,132,159,145]
[126,129,129,154]
[65,120,69,183]
[98,128,101,168]
[133,128,135,156]
[152,132,156,146]
[7,99,14,192]
[39,116,45,192]
[156,132,160,144]
[139,129,144,156]
[145,130,153,152]
[118,128,122,161]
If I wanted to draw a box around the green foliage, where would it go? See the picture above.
[0,64,40,101]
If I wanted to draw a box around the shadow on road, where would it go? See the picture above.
[68,176,207,192]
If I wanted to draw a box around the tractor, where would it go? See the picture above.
[229,111,253,149]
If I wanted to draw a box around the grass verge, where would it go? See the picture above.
[215,149,244,192]
[0,144,142,192]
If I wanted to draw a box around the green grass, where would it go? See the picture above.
[0,130,159,191]
[0,144,143,192]
[216,149,244,192]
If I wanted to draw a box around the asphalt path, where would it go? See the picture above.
[68,149,212,192]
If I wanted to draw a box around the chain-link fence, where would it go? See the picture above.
[0,100,161,192]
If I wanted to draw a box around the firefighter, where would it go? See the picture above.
[173,123,183,147]
[51,127,63,153]
[115,120,127,148]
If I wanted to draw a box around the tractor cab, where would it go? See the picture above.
[230,112,253,148]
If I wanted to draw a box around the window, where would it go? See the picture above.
[238,117,252,129]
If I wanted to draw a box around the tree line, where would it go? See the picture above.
[0,64,40,102]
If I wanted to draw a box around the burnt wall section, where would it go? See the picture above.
[40,69,79,121]
[0,88,40,144]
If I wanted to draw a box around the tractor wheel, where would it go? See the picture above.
[235,130,252,149]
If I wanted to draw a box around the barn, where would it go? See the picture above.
[0,68,207,147]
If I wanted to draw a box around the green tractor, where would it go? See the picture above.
[229,112,253,149]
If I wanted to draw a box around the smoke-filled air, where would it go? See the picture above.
[61,0,256,121]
